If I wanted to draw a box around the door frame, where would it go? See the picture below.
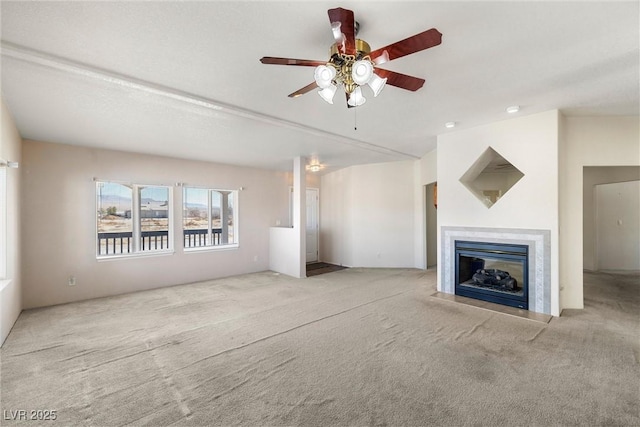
[306,187,319,263]
[425,182,438,269]
[289,187,320,263]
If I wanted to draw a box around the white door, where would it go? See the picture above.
[306,188,319,263]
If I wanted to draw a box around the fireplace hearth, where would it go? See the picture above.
[455,241,528,309]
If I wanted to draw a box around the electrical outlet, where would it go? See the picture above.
[253,255,259,262]
[68,276,76,286]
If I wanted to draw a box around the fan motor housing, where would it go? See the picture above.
[330,39,371,59]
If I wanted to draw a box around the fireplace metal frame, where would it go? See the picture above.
[455,240,529,309]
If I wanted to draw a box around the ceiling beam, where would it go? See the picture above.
[1,41,419,160]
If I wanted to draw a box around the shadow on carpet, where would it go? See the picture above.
[306,262,348,277]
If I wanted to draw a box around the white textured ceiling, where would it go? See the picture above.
[1,1,638,173]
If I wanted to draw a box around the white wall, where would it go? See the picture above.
[269,157,306,278]
[417,149,438,186]
[595,180,640,270]
[319,167,349,265]
[559,117,639,308]
[21,140,291,308]
[269,227,303,277]
[0,100,22,346]
[320,160,416,268]
[437,110,561,315]
[414,149,437,269]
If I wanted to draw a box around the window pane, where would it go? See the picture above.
[183,187,237,250]
[211,190,235,246]
[211,191,223,245]
[183,187,209,248]
[0,168,6,278]
[227,192,235,244]
[97,182,132,256]
[139,186,170,251]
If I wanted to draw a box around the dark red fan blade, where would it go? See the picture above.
[288,82,318,98]
[260,57,326,67]
[328,7,356,55]
[369,28,442,65]
[374,68,425,91]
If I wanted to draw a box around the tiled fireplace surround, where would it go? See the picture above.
[441,226,552,315]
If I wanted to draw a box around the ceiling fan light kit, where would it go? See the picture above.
[314,65,336,88]
[318,85,338,104]
[260,7,442,108]
[368,74,387,97]
[352,60,373,85]
[347,86,366,107]
[310,38,382,106]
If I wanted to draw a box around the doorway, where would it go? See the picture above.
[425,182,438,268]
[594,180,640,271]
[583,167,640,272]
[306,188,319,263]
[290,187,319,263]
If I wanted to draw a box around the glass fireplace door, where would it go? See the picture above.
[455,241,528,309]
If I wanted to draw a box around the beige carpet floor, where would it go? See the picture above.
[1,268,638,426]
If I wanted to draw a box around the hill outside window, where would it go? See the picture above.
[183,187,238,250]
[96,181,173,258]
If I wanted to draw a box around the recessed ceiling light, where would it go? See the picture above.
[445,121,456,128]
[506,105,520,114]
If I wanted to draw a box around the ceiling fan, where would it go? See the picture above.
[260,7,442,108]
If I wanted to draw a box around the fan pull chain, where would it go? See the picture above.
[354,105,357,131]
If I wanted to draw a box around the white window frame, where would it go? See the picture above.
[96,181,174,259]
[0,167,6,278]
[183,186,239,252]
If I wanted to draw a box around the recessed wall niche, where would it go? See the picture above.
[459,147,524,208]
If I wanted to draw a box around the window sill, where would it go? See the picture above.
[184,244,239,254]
[0,279,12,293]
[97,250,175,262]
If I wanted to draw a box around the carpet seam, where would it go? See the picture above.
[173,289,411,372]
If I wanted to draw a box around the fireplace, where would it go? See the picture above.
[455,240,528,309]
[441,227,552,315]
